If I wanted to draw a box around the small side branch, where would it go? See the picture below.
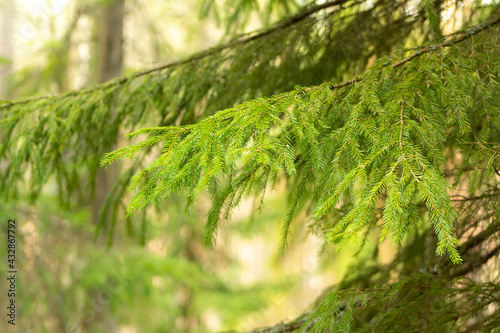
[326,15,500,91]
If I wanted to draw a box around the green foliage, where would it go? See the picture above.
[0,55,10,65]
[102,22,500,264]
[307,274,500,332]
[0,195,285,332]
[1,0,468,238]
[423,0,443,40]
[200,0,301,34]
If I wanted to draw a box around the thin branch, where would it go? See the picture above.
[231,294,356,332]
[243,314,310,333]
[325,14,500,91]
[458,221,500,255]
[451,191,500,202]
[3,6,499,111]
[450,244,500,278]
[0,0,349,110]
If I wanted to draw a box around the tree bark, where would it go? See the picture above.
[98,0,124,82]
[91,0,125,225]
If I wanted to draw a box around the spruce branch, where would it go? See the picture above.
[322,14,500,92]
[103,16,500,261]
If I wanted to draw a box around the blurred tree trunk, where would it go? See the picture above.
[91,0,124,225]
[98,0,124,82]
[0,1,14,99]
[88,2,124,330]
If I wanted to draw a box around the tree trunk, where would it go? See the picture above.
[91,0,125,225]
[98,0,124,82]
[0,1,14,99]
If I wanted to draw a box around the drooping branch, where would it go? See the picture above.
[323,14,500,91]
[5,1,497,110]
[0,0,349,110]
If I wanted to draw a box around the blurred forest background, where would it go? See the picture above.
[0,1,364,332]
[0,0,499,332]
